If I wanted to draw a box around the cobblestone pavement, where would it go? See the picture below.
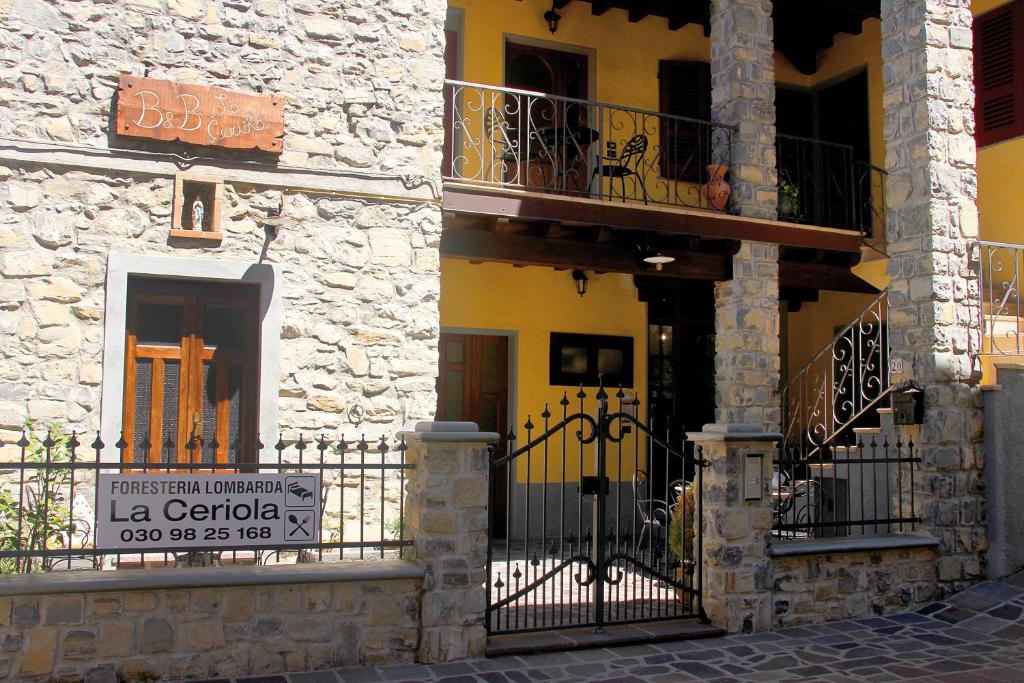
[202,578,1024,683]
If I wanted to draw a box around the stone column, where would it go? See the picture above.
[689,424,780,633]
[402,421,497,663]
[881,0,984,589]
[710,0,782,431]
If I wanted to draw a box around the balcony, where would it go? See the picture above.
[443,81,884,238]
[443,79,735,211]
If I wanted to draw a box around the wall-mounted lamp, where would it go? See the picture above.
[642,252,675,272]
[543,2,561,34]
[571,269,588,297]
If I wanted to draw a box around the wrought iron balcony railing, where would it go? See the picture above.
[776,133,886,237]
[976,240,1024,356]
[443,80,736,211]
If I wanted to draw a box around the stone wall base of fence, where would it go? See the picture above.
[0,562,425,681]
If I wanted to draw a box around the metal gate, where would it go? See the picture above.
[486,386,707,634]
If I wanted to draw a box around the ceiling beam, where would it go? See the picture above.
[591,0,614,16]
[441,228,733,281]
[553,0,573,8]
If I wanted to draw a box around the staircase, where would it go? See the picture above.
[781,289,893,460]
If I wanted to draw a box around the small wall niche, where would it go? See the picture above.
[171,173,224,242]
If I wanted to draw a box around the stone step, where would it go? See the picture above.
[486,618,725,657]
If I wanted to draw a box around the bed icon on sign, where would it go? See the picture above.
[285,476,316,508]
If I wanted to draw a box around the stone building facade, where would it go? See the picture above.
[0,0,447,449]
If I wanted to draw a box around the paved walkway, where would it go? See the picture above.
[204,578,1024,682]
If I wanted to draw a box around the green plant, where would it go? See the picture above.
[668,481,696,566]
[0,422,77,574]
[384,517,403,537]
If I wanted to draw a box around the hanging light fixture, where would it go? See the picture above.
[571,269,588,297]
[543,2,561,34]
[642,252,675,272]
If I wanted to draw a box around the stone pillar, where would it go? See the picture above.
[710,0,782,431]
[402,421,497,663]
[881,0,985,589]
[689,424,780,633]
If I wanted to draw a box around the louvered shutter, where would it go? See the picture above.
[658,61,711,182]
[975,2,1024,147]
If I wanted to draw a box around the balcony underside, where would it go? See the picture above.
[441,184,877,297]
[554,0,881,75]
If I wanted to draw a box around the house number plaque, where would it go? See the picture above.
[115,75,285,153]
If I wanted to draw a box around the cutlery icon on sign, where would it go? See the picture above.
[287,513,311,538]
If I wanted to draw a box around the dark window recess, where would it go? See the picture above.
[975,1,1024,147]
[549,332,634,388]
[658,60,711,183]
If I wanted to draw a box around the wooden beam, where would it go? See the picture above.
[442,184,864,254]
[591,0,614,16]
[553,0,573,8]
[441,228,733,281]
[628,1,651,23]
[778,261,878,294]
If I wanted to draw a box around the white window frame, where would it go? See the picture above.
[99,254,282,463]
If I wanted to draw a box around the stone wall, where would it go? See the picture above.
[0,0,446,445]
[771,547,938,628]
[0,570,422,680]
[880,0,985,591]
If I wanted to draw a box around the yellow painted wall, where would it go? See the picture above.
[786,291,879,378]
[439,258,648,482]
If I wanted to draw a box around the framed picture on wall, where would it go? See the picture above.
[549,332,634,388]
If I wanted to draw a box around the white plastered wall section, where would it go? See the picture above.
[99,253,282,464]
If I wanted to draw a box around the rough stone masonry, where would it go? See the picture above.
[0,0,447,446]
[881,0,986,591]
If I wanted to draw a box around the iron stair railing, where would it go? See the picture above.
[781,289,891,461]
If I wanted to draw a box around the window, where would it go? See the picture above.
[549,332,634,388]
[975,0,1024,147]
[658,60,711,183]
[123,278,260,466]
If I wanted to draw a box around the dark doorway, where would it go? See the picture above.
[776,70,872,233]
[437,333,510,534]
[637,279,716,495]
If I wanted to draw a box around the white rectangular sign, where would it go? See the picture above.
[96,474,320,550]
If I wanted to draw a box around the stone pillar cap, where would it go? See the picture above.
[399,421,500,443]
[686,423,783,442]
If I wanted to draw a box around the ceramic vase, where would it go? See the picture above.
[704,163,731,211]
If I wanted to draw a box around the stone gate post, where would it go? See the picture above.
[689,424,781,633]
[402,421,497,663]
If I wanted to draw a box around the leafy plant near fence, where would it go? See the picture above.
[0,423,77,573]
[668,481,696,566]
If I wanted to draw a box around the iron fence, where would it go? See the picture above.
[773,435,920,540]
[976,240,1024,356]
[777,134,886,236]
[444,79,736,210]
[0,426,412,573]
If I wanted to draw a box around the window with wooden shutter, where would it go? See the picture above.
[123,278,260,467]
[658,60,712,182]
[975,1,1024,147]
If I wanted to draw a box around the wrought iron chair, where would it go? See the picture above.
[590,134,650,204]
[632,469,670,555]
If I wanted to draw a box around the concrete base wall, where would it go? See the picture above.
[0,563,423,681]
[984,365,1024,579]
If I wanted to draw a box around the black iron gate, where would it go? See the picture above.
[486,386,708,635]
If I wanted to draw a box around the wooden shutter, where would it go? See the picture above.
[975,1,1024,147]
[658,60,711,182]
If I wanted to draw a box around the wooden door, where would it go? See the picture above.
[123,278,260,467]
[438,334,510,534]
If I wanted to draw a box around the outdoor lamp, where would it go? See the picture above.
[642,252,675,271]
[544,2,561,34]
[571,269,588,297]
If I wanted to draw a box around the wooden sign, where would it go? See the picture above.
[115,75,285,153]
